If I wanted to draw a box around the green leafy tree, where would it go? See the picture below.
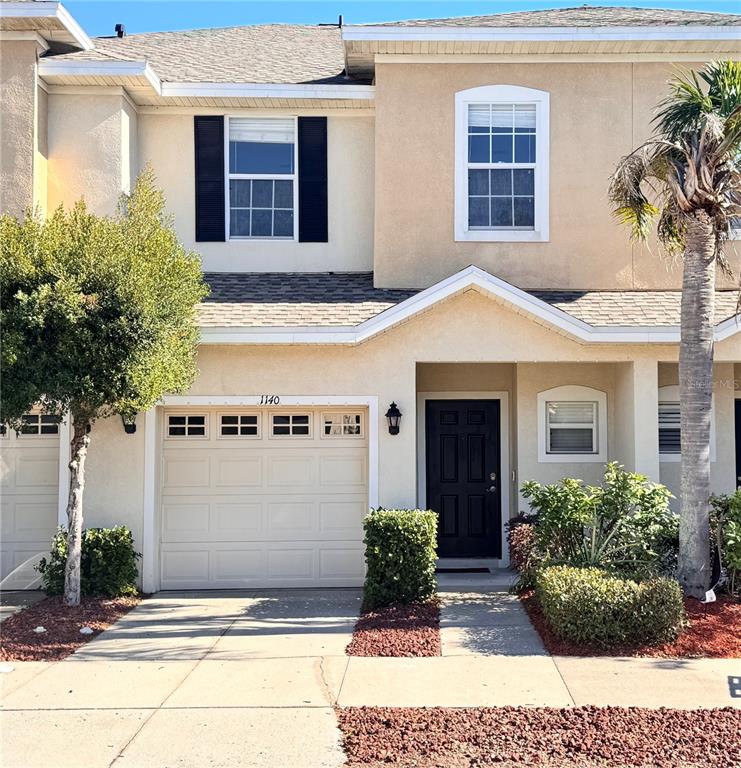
[0,168,208,606]
[608,61,741,598]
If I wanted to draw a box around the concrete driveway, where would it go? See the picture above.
[0,589,361,768]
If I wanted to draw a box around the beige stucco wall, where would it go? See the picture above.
[0,40,40,218]
[372,60,741,290]
[138,113,375,272]
[47,91,138,215]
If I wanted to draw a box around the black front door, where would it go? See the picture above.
[425,399,501,558]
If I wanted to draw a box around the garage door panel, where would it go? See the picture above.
[213,502,263,535]
[12,499,58,540]
[319,455,367,487]
[266,500,315,533]
[163,455,210,489]
[214,456,262,487]
[319,500,365,534]
[267,455,316,488]
[319,547,365,580]
[16,455,57,488]
[162,502,211,539]
[161,549,210,585]
[267,548,314,579]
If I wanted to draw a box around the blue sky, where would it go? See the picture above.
[65,1,740,37]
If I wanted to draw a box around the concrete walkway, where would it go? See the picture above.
[0,590,44,623]
[1,583,739,768]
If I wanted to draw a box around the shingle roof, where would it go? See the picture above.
[44,24,362,85]
[198,272,740,329]
[200,273,414,327]
[370,6,741,27]
[532,290,740,327]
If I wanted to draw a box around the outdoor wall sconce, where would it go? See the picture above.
[121,414,137,434]
[385,402,402,435]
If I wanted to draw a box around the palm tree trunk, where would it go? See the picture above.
[677,210,715,599]
[64,418,91,607]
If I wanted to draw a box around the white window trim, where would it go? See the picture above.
[455,84,549,243]
[217,411,261,439]
[658,385,716,463]
[537,385,607,463]
[320,411,364,439]
[224,115,299,242]
[269,411,313,439]
[165,413,209,440]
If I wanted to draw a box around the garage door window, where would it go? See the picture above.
[322,413,363,437]
[19,413,60,436]
[271,413,311,437]
[167,414,207,438]
[220,414,259,438]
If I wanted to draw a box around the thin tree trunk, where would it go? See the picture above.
[678,210,715,599]
[64,418,91,607]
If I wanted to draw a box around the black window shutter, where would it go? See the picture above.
[194,116,225,242]
[298,117,328,243]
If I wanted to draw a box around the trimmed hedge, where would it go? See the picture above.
[535,565,685,649]
[37,526,140,597]
[362,509,437,609]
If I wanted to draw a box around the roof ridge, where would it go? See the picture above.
[91,22,339,42]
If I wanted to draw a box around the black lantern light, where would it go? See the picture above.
[385,402,402,435]
[121,413,137,434]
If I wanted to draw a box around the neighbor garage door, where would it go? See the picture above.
[0,415,60,588]
[160,407,368,589]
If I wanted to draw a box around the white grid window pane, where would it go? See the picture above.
[467,103,536,232]
[546,401,597,454]
[220,414,259,437]
[168,415,206,437]
[658,403,681,454]
[272,414,311,437]
[19,414,59,436]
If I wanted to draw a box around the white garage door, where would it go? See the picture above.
[0,416,60,588]
[160,408,368,589]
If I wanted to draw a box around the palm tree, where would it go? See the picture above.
[609,61,741,600]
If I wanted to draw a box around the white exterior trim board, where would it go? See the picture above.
[163,82,375,100]
[0,2,94,50]
[342,24,741,43]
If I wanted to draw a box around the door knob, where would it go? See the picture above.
[486,485,497,493]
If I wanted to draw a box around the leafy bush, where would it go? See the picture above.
[362,509,437,609]
[37,526,140,597]
[521,463,677,575]
[710,492,741,596]
[536,565,685,649]
[507,522,542,590]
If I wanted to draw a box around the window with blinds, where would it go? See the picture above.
[546,401,597,455]
[467,103,536,230]
[658,402,681,454]
[227,117,296,239]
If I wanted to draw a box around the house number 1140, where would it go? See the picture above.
[258,395,280,405]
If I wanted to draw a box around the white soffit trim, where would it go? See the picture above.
[1,2,94,50]
[199,264,736,346]
[37,59,163,94]
[162,82,375,100]
[341,24,741,43]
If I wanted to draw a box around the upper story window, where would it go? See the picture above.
[455,85,549,243]
[226,117,297,240]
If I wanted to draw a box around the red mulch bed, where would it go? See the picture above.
[521,591,741,658]
[338,706,741,767]
[0,595,141,661]
[346,601,441,657]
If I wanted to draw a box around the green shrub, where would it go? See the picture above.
[710,492,741,596]
[507,522,542,591]
[362,509,437,609]
[37,526,140,597]
[535,565,685,649]
[521,463,677,575]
